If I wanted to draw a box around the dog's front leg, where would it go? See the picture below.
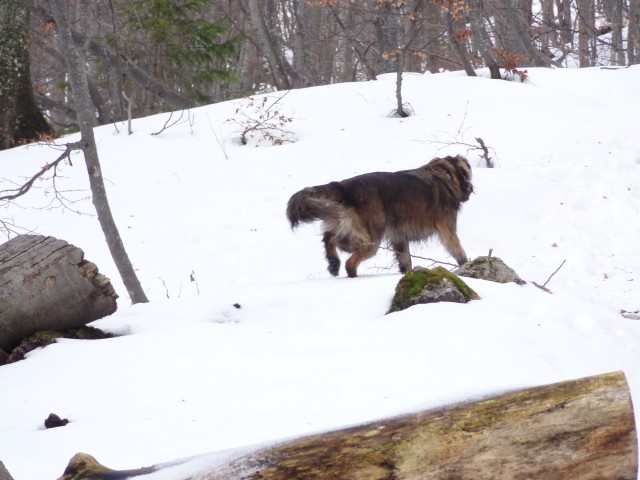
[392,240,412,273]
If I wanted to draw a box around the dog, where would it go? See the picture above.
[286,155,473,277]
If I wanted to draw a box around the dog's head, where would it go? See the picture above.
[426,155,474,203]
[453,155,474,202]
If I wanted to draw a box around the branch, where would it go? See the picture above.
[0,142,85,202]
[474,137,494,168]
[532,259,566,293]
[373,244,460,268]
[151,110,194,136]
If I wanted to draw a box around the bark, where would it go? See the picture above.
[374,4,400,73]
[557,0,573,44]
[0,0,52,150]
[33,5,197,112]
[329,5,378,81]
[395,61,408,117]
[291,0,322,85]
[467,0,502,78]
[0,461,15,480]
[49,0,149,305]
[55,372,637,480]
[444,12,477,76]
[56,453,155,480]
[0,235,117,355]
[605,0,625,65]
[631,0,640,64]
[68,28,198,111]
[242,0,293,90]
[577,0,596,66]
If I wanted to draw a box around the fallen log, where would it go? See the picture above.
[0,235,118,355]
[56,371,637,480]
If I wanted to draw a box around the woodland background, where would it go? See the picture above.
[1,0,639,150]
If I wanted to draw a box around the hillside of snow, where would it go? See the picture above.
[0,67,639,478]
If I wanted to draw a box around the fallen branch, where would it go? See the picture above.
[475,137,494,168]
[533,259,566,294]
[424,103,496,167]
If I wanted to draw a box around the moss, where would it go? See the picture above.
[6,327,116,363]
[388,266,479,313]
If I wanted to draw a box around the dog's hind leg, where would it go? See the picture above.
[323,231,341,276]
[345,243,379,278]
[392,240,412,273]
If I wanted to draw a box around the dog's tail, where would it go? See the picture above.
[286,182,346,228]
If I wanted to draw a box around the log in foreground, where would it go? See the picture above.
[0,235,118,354]
[56,371,637,480]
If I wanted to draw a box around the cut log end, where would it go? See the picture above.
[0,235,118,355]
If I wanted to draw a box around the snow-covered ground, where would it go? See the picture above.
[1,66,639,479]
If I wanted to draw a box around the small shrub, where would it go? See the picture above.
[227,93,296,146]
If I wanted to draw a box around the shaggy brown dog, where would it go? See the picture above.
[286,155,473,277]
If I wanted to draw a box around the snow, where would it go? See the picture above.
[1,66,639,478]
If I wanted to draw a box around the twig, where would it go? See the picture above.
[0,217,37,239]
[122,91,133,135]
[208,115,229,160]
[159,277,170,299]
[0,141,85,202]
[532,259,566,294]
[190,270,200,295]
[457,101,470,137]
[372,243,460,268]
[151,110,192,136]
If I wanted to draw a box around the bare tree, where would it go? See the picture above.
[49,0,148,304]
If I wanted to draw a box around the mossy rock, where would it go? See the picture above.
[388,266,479,314]
[5,326,115,364]
[455,256,525,285]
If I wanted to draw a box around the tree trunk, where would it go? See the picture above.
[242,0,293,90]
[577,0,596,66]
[0,461,15,480]
[468,0,502,79]
[55,372,637,480]
[631,0,640,64]
[291,0,322,85]
[49,0,149,305]
[395,57,408,117]
[444,11,477,76]
[0,235,117,356]
[329,5,378,81]
[374,4,400,74]
[0,0,52,150]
